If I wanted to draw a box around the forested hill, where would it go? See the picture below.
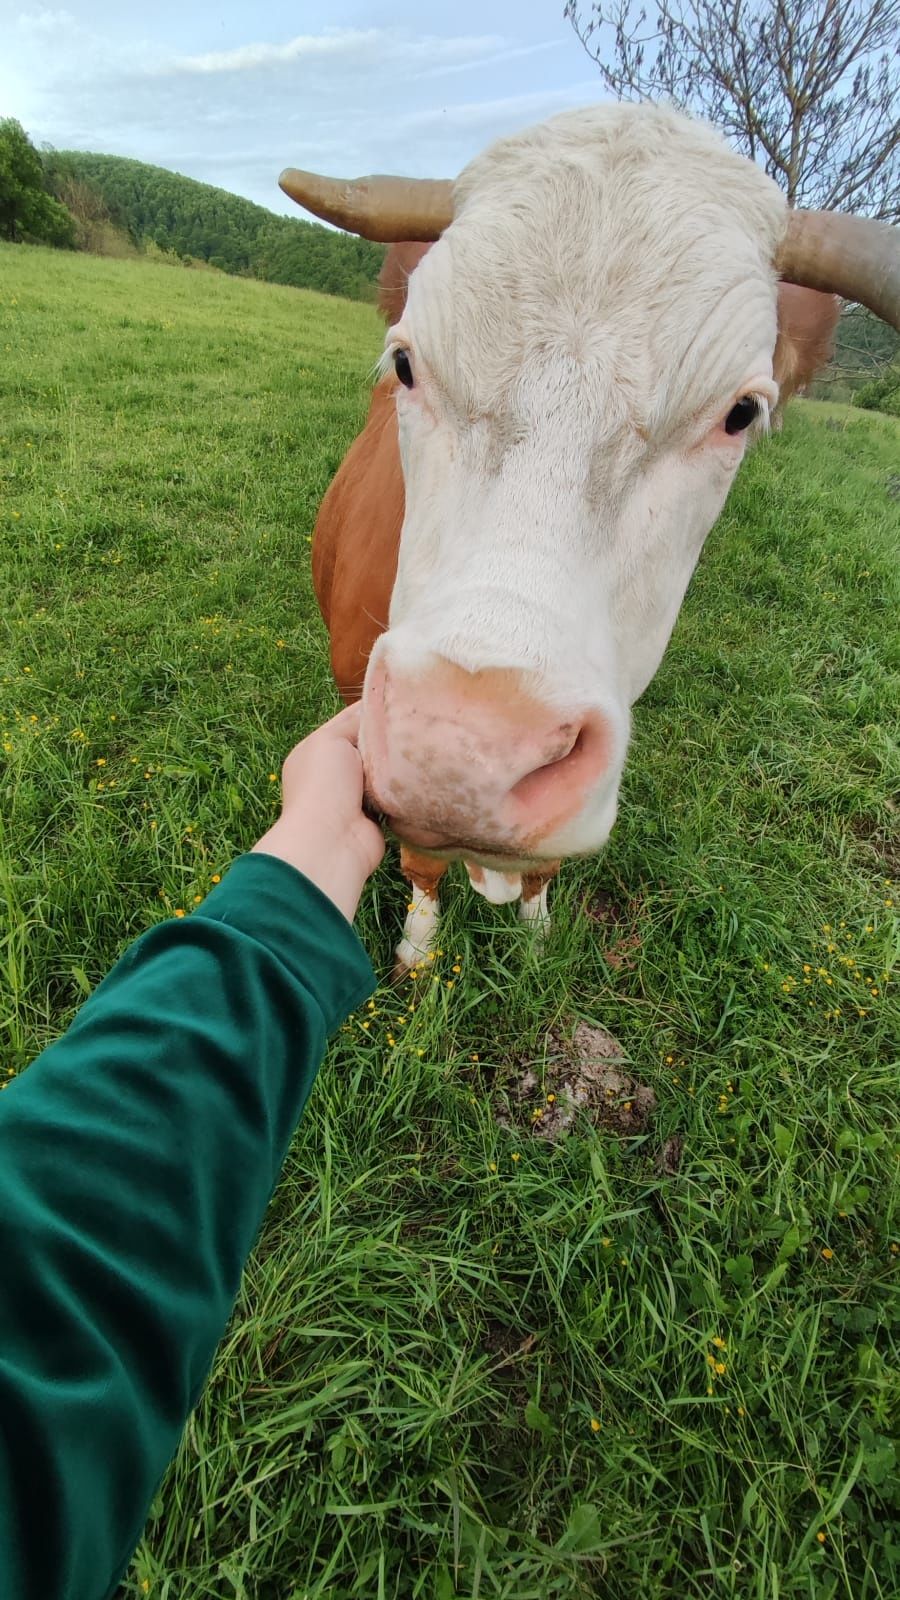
[57,151,385,301]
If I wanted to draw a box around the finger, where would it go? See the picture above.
[320,702,363,746]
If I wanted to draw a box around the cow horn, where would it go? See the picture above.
[777,209,899,332]
[278,169,453,243]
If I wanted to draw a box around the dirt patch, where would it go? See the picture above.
[499,1021,657,1142]
[582,890,643,971]
[849,809,900,879]
[582,889,627,928]
[482,1323,537,1367]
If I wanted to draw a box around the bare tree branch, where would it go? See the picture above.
[564,0,900,220]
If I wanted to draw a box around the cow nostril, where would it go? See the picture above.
[543,726,582,768]
[509,724,587,805]
[506,718,608,834]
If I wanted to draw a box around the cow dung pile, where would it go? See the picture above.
[499,1020,658,1143]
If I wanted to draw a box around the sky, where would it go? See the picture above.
[2,2,609,216]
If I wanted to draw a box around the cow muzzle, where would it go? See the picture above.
[360,653,612,860]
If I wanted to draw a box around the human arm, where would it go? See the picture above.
[0,708,383,1600]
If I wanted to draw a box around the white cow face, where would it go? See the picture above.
[360,105,786,868]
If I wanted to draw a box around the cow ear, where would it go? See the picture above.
[773,283,841,404]
[377,242,433,324]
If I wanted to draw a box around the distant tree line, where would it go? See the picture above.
[0,118,385,304]
[49,150,385,301]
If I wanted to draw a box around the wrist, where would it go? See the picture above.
[251,822,368,924]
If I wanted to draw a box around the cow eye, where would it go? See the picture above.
[393,348,414,389]
[724,396,760,435]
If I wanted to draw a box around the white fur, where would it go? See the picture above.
[367,104,785,867]
[396,887,440,970]
[518,882,551,932]
[465,864,523,904]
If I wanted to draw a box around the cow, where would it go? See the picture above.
[280,104,899,971]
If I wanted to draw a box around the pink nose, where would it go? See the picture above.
[361,656,611,854]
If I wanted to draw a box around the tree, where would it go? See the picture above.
[854,361,900,416]
[42,150,136,254]
[0,118,75,245]
[563,0,900,220]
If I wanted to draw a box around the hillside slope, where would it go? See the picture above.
[55,150,385,301]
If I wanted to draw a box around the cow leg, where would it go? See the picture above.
[396,847,448,974]
[518,862,561,938]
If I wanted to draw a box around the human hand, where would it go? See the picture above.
[252,704,385,922]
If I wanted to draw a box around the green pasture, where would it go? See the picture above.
[1,242,898,1599]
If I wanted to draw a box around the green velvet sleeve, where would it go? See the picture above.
[0,853,375,1600]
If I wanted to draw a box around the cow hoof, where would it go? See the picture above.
[392,940,422,982]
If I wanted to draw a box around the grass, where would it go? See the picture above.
[1,242,898,1600]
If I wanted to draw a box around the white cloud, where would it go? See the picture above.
[172,29,381,75]
[172,28,506,77]
[410,38,567,83]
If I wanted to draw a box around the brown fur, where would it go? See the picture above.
[376,242,432,324]
[312,244,433,702]
[773,285,840,402]
[312,378,404,701]
[521,861,562,904]
[400,846,449,899]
